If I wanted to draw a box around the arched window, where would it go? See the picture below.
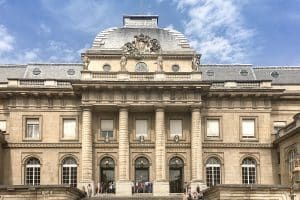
[25,157,40,185]
[169,157,184,193]
[242,157,256,184]
[134,157,150,193]
[288,149,296,176]
[206,157,221,187]
[100,157,115,193]
[62,157,77,187]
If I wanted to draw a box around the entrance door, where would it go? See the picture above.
[169,157,184,193]
[134,157,151,193]
[100,157,115,193]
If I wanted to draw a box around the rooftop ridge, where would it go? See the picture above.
[200,64,253,67]
[254,66,300,69]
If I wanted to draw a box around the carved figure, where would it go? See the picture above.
[192,54,201,71]
[122,34,161,55]
[120,55,127,71]
[82,55,90,70]
[157,55,163,72]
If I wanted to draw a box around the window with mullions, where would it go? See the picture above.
[242,157,256,184]
[26,119,40,139]
[288,149,296,176]
[135,120,148,138]
[62,157,77,187]
[206,157,221,187]
[101,120,113,138]
[25,158,40,185]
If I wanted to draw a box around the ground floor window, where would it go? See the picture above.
[242,157,256,184]
[206,157,221,187]
[62,157,77,187]
[25,157,40,185]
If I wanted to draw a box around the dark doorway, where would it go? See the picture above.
[134,157,151,193]
[100,157,115,193]
[169,157,184,193]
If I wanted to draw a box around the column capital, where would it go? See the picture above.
[117,104,130,111]
[154,103,165,111]
[190,103,202,112]
[81,105,93,111]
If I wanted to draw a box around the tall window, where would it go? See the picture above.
[288,149,296,176]
[25,158,40,185]
[242,119,255,138]
[242,157,256,184]
[101,120,113,138]
[206,119,220,137]
[62,157,77,187]
[63,119,76,139]
[170,120,182,138]
[206,157,221,187]
[136,120,148,138]
[26,119,40,139]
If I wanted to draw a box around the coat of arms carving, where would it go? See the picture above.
[122,33,161,55]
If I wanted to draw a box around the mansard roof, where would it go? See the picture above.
[1,64,300,84]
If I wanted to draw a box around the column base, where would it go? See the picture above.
[153,181,169,196]
[79,180,95,197]
[190,180,207,193]
[116,180,132,196]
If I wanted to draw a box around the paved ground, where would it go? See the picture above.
[83,194,183,200]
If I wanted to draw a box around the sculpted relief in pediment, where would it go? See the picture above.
[122,34,161,56]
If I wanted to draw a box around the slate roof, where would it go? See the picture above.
[91,27,193,51]
[253,67,300,84]
[0,64,300,84]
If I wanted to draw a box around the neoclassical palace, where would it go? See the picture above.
[0,15,299,199]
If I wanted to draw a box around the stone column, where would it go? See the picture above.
[81,106,94,193]
[116,106,131,196]
[153,106,169,196]
[190,106,206,192]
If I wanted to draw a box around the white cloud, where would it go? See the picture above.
[173,0,254,63]
[0,25,15,55]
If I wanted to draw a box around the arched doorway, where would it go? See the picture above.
[100,157,115,193]
[169,157,184,193]
[134,157,151,193]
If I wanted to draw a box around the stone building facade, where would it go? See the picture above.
[0,15,299,198]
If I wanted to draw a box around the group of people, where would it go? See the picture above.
[182,184,204,200]
[82,182,116,198]
[132,181,153,193]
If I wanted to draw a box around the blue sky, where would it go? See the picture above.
[0,0,300,65]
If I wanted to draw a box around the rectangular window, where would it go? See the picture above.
[101,119,113,138]
[207,119,220,137]
[170,119,182,137]
[26,119,40,139]
[63,119,76,139]
[242,119,255,137]
[273,121,286,134]
[136,120,148,138]
[0,120,6,132]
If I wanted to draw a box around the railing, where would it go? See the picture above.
[237,82,260,87]
[276,113,300,138]
[129,74,154,81]
[57,81,71,87]
[19,80,44,86]
[211,82,225,87]
[92,72,117,79]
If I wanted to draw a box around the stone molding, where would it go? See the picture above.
[203,143,273,148]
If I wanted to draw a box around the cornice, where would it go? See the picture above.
[4,143,81,148]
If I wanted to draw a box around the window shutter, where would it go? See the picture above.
[136,120,148,137]
[170,120,182,137]
[242,119,255,137]
[207,119,219,137]
[63,119,76,138]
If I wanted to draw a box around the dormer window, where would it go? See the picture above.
[103,64,111,72]
[172,64,180,72]
[135,62,148,72]
[240,69,248,76]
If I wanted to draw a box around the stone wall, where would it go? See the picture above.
[0,185,85,200]
[203,184,293,200]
